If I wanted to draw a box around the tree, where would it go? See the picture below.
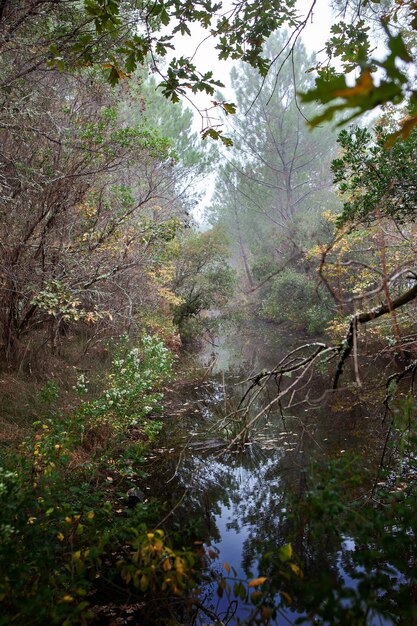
[121,75,213,217]
[170,227,235,337]
[332,124,417,225]
[209,33,338,330]
[0,60,202,366]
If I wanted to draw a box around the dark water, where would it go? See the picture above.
[147,323,393,625]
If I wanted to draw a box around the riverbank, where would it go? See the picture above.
[1,323,416,625]
[0,334,207,626]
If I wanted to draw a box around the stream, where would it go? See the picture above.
[146,323,394,625]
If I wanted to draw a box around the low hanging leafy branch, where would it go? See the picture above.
[0,0,298,144]
[298,0,417,141]
[4,0,417,143]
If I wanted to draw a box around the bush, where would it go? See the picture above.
[81,334,174,428]
[260,268,331,333]
[171,228,235,336]
[0,334,198,625]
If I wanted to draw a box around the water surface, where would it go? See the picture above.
[148,323,392,625]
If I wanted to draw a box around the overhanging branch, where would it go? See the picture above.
[333,282,417,388]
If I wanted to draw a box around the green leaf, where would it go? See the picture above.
[139,574,149,592]
[201,128,233,146]
[385,29,412,63]
[201,128,220,141]
[278,543,293,562]
[222,102,237,115]
[107,66,120,86]
[160,9,170,26]
[125,54,137,73]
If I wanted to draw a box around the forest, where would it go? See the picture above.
[0,0,417,624]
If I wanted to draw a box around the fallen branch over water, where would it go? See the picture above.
[333,281,417,388]
[226,345,338,449]
[224,283,417,446]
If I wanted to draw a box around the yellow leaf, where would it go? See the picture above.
[334,69,374,99]
[154,539,163,552]
[62,595,73,603]
[162,558,172,571]
[385,115,417,147]
[224,562,231,574]
[280,591,292,604]
[289,563,303,578]
[248,576,267,587]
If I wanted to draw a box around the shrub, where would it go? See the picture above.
[81,334,174,428]
[260,268,331,333]
[0,334,197,625]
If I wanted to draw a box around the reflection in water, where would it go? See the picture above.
[147,324,395,625]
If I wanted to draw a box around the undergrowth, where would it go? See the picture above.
[0,334,201,625]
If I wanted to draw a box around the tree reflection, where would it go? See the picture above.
[149,325,415,624]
